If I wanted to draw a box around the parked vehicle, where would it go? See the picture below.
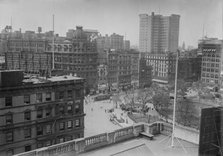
[94,94,111,101]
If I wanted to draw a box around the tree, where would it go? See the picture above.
[137,88,153,114]
[152,91,171,121]
[168,79,191,97]
[122,89,138,111]
[191,80,212,101]
[176,98,197,127]
[112,94,122,108]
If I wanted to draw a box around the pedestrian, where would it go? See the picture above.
[105,109,106,113]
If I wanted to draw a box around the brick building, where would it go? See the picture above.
[0,70,85,156]
[4,26,98,92]
[104,49,139,91]
[139,56,153,88]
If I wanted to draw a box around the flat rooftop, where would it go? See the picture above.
[23,75,83,84]
[63,135,198,156]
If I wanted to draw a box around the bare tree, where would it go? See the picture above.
[152,91,170,122]
[137,88,153,114]
[176,98,197,127]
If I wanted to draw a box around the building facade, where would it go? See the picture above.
[107,50,119,91]
[96,33,125,51]
[97,64,108,93]
[139,12,180,53]
[4,26,98,92]
[139,56,153,88]
[143,53,176,84]
[0,70,85,156]
[124,40,130,50]
[199,38,223,86]
[117,51,132,90]
[178,56,202,82]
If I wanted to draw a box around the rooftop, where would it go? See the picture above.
[78,135,198,156]
[14,122,198,156]
[23,74,83,84]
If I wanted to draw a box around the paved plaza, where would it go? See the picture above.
[84,97,134,137]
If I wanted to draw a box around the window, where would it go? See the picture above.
[67,90,73,98]
[37,143,43,148]
[46,125,51,134]
[6,149,13,156]
[59,122,65,130]
[24,110,31,120]
[76,133,81,138]
[59,91,64,99]
[5,97,12,107]
[75,105,80,114]
[59,106,64,114]
[46,107,51,117]
[37,126,43,136]
[59,137,64,143]
[46,92,51,101]
[25,145,31,152]
[67,121,72,129]
[36,93,42,103]
[6,113,13,125]
[37,108,43,118]
[46,140,51,146]
[24,95,30,104]
[67,105,72,114]
[24,127,31,138]
[75,89,82,97]
[66,135,72,141]
[75,119,80,127]
[6,131,13,142]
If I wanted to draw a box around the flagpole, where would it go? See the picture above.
[171,49,179,147]
[52,14,55,70]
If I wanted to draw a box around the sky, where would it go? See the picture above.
[0,0,222,48]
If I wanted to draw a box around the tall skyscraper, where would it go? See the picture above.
[139,12,180,53]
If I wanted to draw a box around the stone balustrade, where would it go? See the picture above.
[14,122,163,156]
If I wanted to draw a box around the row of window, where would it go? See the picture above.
[202,63,220,67]
[201,78,219,84]
[6,119,81,143]
[202,58,220,62]
[6,145,31,156]
[37,134,80,148]
[202,68,219,72]
[4,89,82,107]
[6,132,82,156]
[9,42,44,48]
[201,73,219,78]
[55,64,97,72]
[5,104,81,125]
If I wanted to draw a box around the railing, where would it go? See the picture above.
[14,122,162,156]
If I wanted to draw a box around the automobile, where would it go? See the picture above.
[94,94,111,101]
